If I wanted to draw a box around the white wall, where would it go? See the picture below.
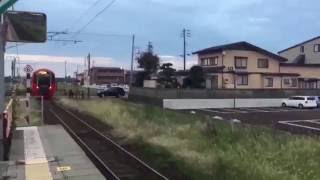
[163,98,285,109]
[143,80,157,88]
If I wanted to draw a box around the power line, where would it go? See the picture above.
[65,0,104,32]
[63,31,131,38]
[72,0,117,38]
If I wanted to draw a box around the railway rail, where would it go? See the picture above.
[45,101,168,180]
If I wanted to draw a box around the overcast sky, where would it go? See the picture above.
[4,0,320,77]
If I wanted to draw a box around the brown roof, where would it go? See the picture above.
[278,36,320,54]
[193,41,288,62]
[280,63,320,67]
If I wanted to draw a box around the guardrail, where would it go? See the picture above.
[2,98,13,160]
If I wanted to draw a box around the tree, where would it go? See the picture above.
[158,63,176,88]
[137,51,160,76]
[183,66,205,88]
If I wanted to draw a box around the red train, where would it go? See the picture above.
[31,69,57,98]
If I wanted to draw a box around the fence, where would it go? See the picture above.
[129,87,320,108]
[129,87,320,99]
[2,98,14,160]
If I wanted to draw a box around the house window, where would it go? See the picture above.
[258,59,269,68]
[300,46,304,53]
[291,78,298,87]
[201,57,218,66]
[314,44,320,52]
[265,78,273,87]
[284,78,290,85]
[237,75,248,85]
[235,57,248,69]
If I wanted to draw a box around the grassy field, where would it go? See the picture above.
[59,98,320,180]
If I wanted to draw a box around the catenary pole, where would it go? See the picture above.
[130,34,135,86]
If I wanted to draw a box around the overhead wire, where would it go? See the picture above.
[65,0,104,32]
[71,0,117,39]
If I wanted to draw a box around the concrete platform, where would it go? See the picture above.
[1,125,105,180]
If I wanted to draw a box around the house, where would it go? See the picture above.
[89,67,125,85]
[279,36,320,89]
[193,41,299,89]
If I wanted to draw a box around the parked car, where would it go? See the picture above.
[314,96,320,107]
[281,96,317,109]
[97,87,125,98]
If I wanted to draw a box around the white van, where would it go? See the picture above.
[281,96,317,109]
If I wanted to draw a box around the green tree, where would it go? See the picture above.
[137,51,160,76]
[159,63,177,88]
[183,66,205,88]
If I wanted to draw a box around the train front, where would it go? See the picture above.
[31,69,57,98]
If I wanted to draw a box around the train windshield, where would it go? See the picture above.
[37,71,51,86]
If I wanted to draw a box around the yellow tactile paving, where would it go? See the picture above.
[25,163,53,180]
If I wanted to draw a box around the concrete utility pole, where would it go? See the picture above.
[182,28,191,71]
[64,60,67,89]
[87,53,90,98]
[130,34,135,86]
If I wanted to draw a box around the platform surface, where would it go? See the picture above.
[1,125,105,180]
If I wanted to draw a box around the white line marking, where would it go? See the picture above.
[279,119,320,123]
[278,121,320,131]
[15,126,53,180]
[243,108,270,112]
[220,109,248,113]
[199,109,232,114]
[306,120,320,125]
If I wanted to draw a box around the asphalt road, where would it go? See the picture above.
[184,107,320,125]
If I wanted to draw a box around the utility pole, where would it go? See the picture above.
[182,28,191,71]
[147,41,153,53]
[64,60,67,90]
[87,53,90,98]
[130,34,135,86]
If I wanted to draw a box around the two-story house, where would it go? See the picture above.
[193,41,300,89]
[278,36,320,89]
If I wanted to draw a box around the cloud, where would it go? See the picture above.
[4,54,199,77]
[248,17,271,23]
[159,55,198,70]
[4,54,125,77]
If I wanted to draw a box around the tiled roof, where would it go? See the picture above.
[278,36,320,54]
[193,41,287,62]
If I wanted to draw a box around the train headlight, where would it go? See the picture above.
[49,86,52,90]
[36,86,39,89]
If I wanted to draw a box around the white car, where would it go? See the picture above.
[281,96,317,109]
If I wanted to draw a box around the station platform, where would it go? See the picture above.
[0,125,105,180]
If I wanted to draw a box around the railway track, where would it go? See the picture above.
[45,101,169,180]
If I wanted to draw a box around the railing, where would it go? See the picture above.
[2,98,14,160]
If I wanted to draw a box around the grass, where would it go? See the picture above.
[14,96,42,127]
[59,97,320,180]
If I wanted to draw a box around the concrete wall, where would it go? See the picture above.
[279,38,320,63]
[143,80,157,88]
[163,98,285,109]
[163,99,234,109]
[129,87,320,99]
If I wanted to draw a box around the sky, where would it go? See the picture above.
[4,0,320,77]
